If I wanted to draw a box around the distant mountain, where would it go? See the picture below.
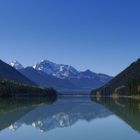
[33,60,79,79]
[19,67,78,90]
[11,59,112,90]
[91,58,140,96]
[0,60,35,85]
[32,60,112,90]
[68,70,112,90]
[10,60,24,70]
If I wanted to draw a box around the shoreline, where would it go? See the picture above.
[91,95,140,100]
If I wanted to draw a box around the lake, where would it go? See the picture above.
[0,96,140,140]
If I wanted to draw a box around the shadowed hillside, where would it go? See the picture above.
[0,60,35,85]
[0,60,57,98]
[91,59,140,97]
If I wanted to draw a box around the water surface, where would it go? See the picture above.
[0,96,140,140]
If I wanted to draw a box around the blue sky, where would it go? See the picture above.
[0,0,140,76]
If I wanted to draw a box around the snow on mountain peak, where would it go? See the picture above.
[10,60,24,70]
[33,59,59,75]
[33,59,79,79]
[10,59,112,84]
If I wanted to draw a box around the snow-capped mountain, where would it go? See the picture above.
[10,60,24,70]
[10,59,112,90]
[32,59,113,82]
[33,60,79,79]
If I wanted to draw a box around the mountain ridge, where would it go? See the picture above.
[91,58,140,96]
[0,60,35,86]
[10,59,112,91]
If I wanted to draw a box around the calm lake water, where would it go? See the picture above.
[0,96,140,140]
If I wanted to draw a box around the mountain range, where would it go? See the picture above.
[10,60,112,91]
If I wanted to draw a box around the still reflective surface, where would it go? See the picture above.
[0,96,140,140]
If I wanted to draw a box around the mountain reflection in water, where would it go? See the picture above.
[1,95,140,140]
[92,97,140,133]
[0,96,111,133]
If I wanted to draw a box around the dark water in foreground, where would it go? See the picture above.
[0,96,140,140]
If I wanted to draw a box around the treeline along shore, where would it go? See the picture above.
[0,79,57,100]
